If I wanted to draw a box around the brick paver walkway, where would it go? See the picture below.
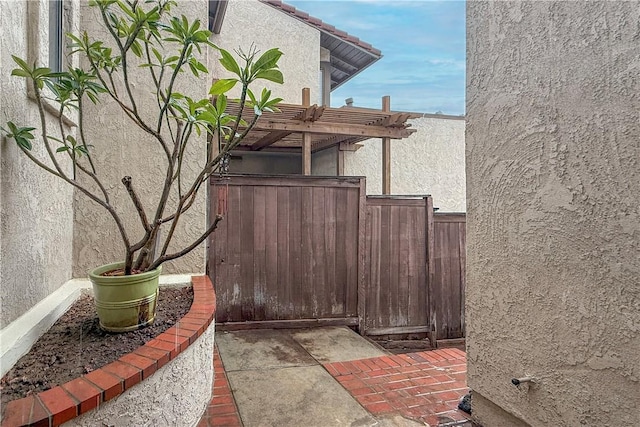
[323,348,470,426]
[201,346,470,427]
[198,346,243,427]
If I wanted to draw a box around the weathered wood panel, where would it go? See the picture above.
[432,213,466,340]
[364,197,429,334]
[209,175,362,323]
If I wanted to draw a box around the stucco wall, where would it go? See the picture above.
[391,117,465,212]
[0,0,77,328]
[343,116,465,212]
[312,147,337,176]
[63,321,215,427]
[72,1,210,277]
[466,2,640,426]
[210,0,320,104]
[343,139,382,195]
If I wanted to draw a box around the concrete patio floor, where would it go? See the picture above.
[198,327,472,427]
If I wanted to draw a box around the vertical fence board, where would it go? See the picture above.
[324,188,338,315]
[227,185,243,322]
[312,187,326,318]
[276,187,290,319]
[357,178,367,333]
[335,188,348,316]
[253,186,266,321]
[289,186,302,317]
[264,185,278,319]
[345,186,359,316]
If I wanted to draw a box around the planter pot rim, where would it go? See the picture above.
[89,262,162,284]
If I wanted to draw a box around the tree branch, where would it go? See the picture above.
[148,214,224,271]
[122,176,150,232]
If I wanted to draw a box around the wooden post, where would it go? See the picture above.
[382,96,391,194]
[357,178,367,334]
[337,142,345,176]
[425,195,437,348]
[302,88,312,175]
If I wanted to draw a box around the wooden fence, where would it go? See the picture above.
[208,175,466,341]
[208,175,363,325]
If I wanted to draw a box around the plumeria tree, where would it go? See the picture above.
[2,0,283,275]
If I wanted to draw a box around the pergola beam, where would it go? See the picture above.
[313,136,361,153]
[251,130,293,151]
[249,119,415,139]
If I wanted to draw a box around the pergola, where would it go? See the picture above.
[225,88,419,193]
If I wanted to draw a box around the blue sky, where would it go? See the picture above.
[287,0,466,115]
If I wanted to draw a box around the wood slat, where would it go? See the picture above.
[276,186,290,319]
[264,186,279,319]
[252,186,267,321]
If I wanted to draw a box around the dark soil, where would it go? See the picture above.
[0,286,193,407]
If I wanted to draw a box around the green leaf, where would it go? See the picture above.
[76,145,89,156]
[15,136,33,150]
[209,79,237,95]
[254,69,283,84]
[252,48,283,73]
[10,69,30,78]
[193,60,207,73]
[216,94,227,114]
[11,55,30,72]
[218,49,241,77]
[2,122,36,151]
[131,40,143,57]
[246,88,257,105]
[66,135,78,147]
[152,47,163,63]
[56,146,70,153]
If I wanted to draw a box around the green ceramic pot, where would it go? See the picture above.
[89,262,162,333]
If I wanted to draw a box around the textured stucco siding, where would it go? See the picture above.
[72,1,210,277]
[391,117,465,212]
[343,117,465,212]
[0,0,77,328]
[210,0,321,104]
[312,147,337,176]
[343,139,382,195]
[63,322,215,426]
[466,2,640,426]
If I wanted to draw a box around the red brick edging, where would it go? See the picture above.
[1,276,216,427]
[197,346,243,427]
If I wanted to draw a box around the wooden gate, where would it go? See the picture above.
[363,196,434,337]
[208,175,364,326]
[432,213,466,340]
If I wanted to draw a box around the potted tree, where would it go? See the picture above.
[1,0,283,332]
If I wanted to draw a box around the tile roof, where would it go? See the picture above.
[259,0,382,57]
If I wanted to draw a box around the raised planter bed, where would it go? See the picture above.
[1,276,216,427]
